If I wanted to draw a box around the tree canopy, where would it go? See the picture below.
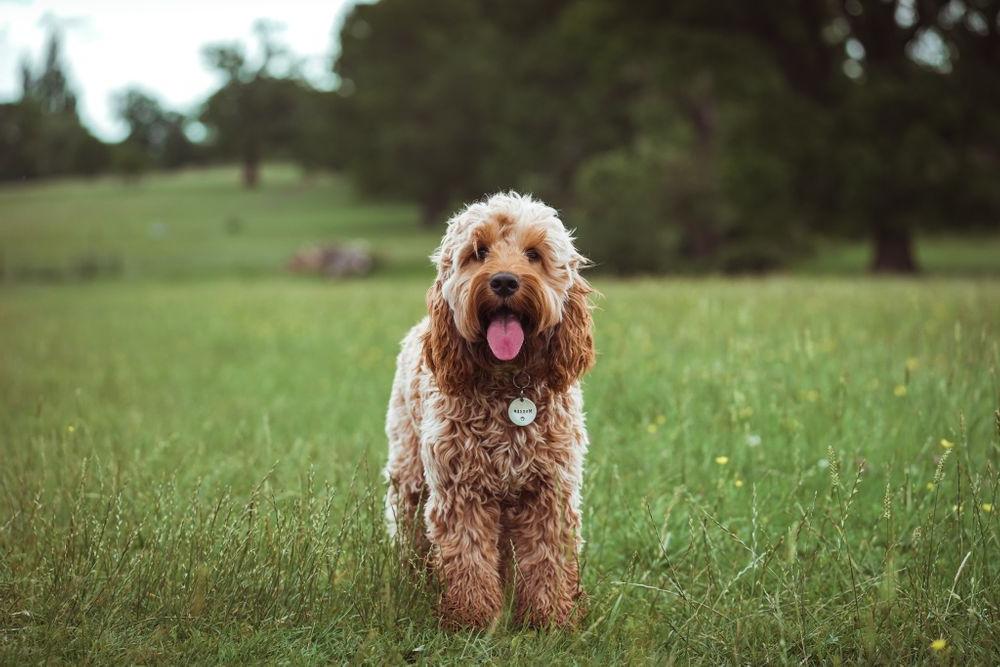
[1,32,109,180]
[333,0,1000,272]
[200,21,315,188]
[2,3,997,272]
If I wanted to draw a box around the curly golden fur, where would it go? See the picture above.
[383,192,595,629]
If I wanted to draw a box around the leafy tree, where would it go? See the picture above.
[334,0,635,225]
[333,0,999,272]
[114,88,196,171]
[700,0,1000,272]
[0,101,45,180]
[287,88,347,173]
[201,21,309,188]
[24,32,78,116]
[1,30,109,181]
[334,0,503,224]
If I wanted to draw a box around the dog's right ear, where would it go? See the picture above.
[423,281,475,395]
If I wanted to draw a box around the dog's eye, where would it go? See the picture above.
[525,248,541,262]
[474,246,489,262]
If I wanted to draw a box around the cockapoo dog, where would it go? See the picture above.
[383,192,595,629]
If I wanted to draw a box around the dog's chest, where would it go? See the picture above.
[426,390,563,497]
[476,408,544,494]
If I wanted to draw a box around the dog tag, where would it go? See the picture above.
[508,397,537,426]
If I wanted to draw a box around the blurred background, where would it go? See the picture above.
[1,0,999,278]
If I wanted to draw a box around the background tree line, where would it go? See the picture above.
[2,1,998,273]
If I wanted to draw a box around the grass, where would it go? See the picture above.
[0,164,437,281]
[793,236,1000,276]
[1,168,999,663]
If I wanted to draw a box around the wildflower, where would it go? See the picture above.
[715,456,729,465]
[734,479,744,488]
[926,482,935,492]
[983,503,993,513]
[67,425,75,434]
[906,357,920,371]
[646,423,658,434]
[952,504,963,513]
[655,414,666,425]
[745,433,762,447]
[805,389,819,402]
[894,385,908,397]
[929,639,947,652]
[939,438,954,450]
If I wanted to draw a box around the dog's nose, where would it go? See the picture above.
[489,272,520,297]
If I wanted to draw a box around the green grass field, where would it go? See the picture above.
[0,165,436,281]
[2,168,999,663]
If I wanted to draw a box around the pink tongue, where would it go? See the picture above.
[486,314,524,361]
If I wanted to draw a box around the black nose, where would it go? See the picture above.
[489,272,519,297]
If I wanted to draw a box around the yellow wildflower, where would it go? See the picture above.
[67,425,75,434]
[646,423,658,434]
[734,479,744,488]
[906,357,920,371]
[715,456,729,465]
[926,482,935,491]
[655,414,666,425]
[894,385,908,397]
[983,503,993,513]
[939,438,954,449]
[929,639,947,652]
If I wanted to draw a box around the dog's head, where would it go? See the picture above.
[423,192,594,395]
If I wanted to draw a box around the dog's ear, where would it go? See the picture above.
[423,281,476,395]
[546,277,595,392]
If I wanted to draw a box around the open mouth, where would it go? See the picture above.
[484,307,525,361]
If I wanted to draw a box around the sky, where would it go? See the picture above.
[0,0,355,141]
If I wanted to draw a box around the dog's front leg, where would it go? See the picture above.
[426,488,503,629]
[507,484,584,628]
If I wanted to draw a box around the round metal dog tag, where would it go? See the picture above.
[508,397,537,426]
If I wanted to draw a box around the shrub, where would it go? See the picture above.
[572,143,722,275]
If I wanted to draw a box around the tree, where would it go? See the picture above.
[554,0,1000,272]
[334,0,634,225]
[1,30,109,181]
[114,88,196,172]
[334,0,502,224]
[201,21,309,188]
[717,0,1000,272]
[563,1,809,273]
[26,32,78,116]
[333,0,998,271]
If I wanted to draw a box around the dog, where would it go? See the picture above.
[383,192,595,629]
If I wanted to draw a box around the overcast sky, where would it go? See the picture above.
[0,0,355,141]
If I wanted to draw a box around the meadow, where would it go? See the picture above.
[1,167,998,664]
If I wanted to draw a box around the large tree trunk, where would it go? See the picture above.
[242,157,259,189]
[870,226,918,273]
[675,75,722,263]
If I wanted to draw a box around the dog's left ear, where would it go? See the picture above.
[546,276,595,392]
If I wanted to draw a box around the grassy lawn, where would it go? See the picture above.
[1,169,999,663]
[0,164,437,280]
[793,236,1000,276]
